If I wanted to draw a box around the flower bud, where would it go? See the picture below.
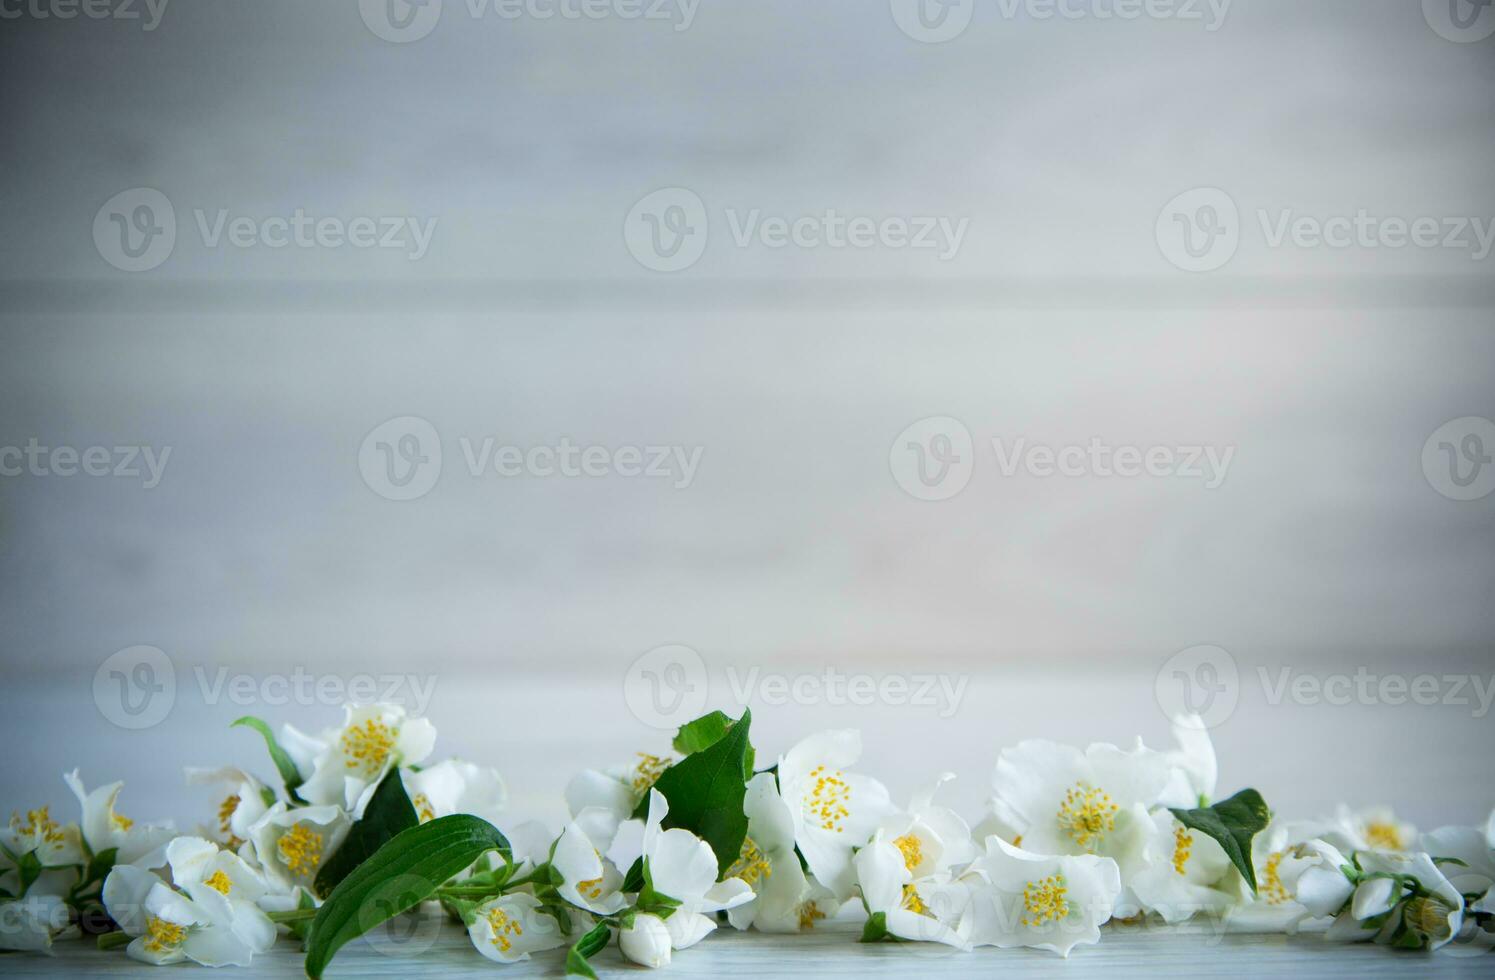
[619,913,672,969]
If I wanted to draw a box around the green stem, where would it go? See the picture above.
[97,931,132,951]
[267,908,318,924]
[439,868,548,900]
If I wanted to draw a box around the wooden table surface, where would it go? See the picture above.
[9,912,1493,979]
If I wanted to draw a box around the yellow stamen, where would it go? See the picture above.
[1021,873,1071,927]
[412,794,436,824]
[203,869,232,895]
[901,884,929,916]
[727,835,772,886]
[1364,821,1404,851]
[1172,827,1193,876]
[217,795,243,850]
[341,719,397,775]
[798,902,826,930]
[486,907,524,953]
[112,812,135,831]
[1011,834,1023,849]
[277,824,324,878]
[1262,851,1290,904]
[1056,782,1117,851]
[143,916,187,953]
[631,753,671,795]
[805,765,852,833]
[576,876,604,900]
[11,807,66,845]
[893,832,923,872]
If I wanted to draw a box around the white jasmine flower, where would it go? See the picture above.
[619,913,672,968]
[1331,805,1416,853]
[401,759,506,826]
[1159,714,1218,808]
[281,704,436,816]
[960,836,1121,957]
[1419,813,1494,915]
[2,802,83,880]
[102,836,276,967]
[466,892,568,963]
[988,736,1166,912]
[552,816,628,916]
[725,773,839,933]
[1129,809,1246,924]
[638,789,755,950]
[564,753,673,827]
[1325,850,1463,950]
[875,773,978,876]
[776,730,894,898]
[0,891,75,953]
[63,772,174,871]
[184,767,270,854]
[246,803,350,894]
[854,830,970,949]
[1226,822,1352,932]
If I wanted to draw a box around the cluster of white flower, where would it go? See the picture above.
[2,705,1491,973]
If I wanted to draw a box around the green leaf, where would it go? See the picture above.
[304,815,510,979]
[635,857,682,918]
[15,851,42,895]
[621,857,645,894]
[313,769,421,898]
[230,716,306,801]
[673,710,755,772]
[635,708,754,877]
[1170,788,1271,894]
[859,911,903,943]
[85,847,118,885]
[672,711,733,755]
[565,920,611,979]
